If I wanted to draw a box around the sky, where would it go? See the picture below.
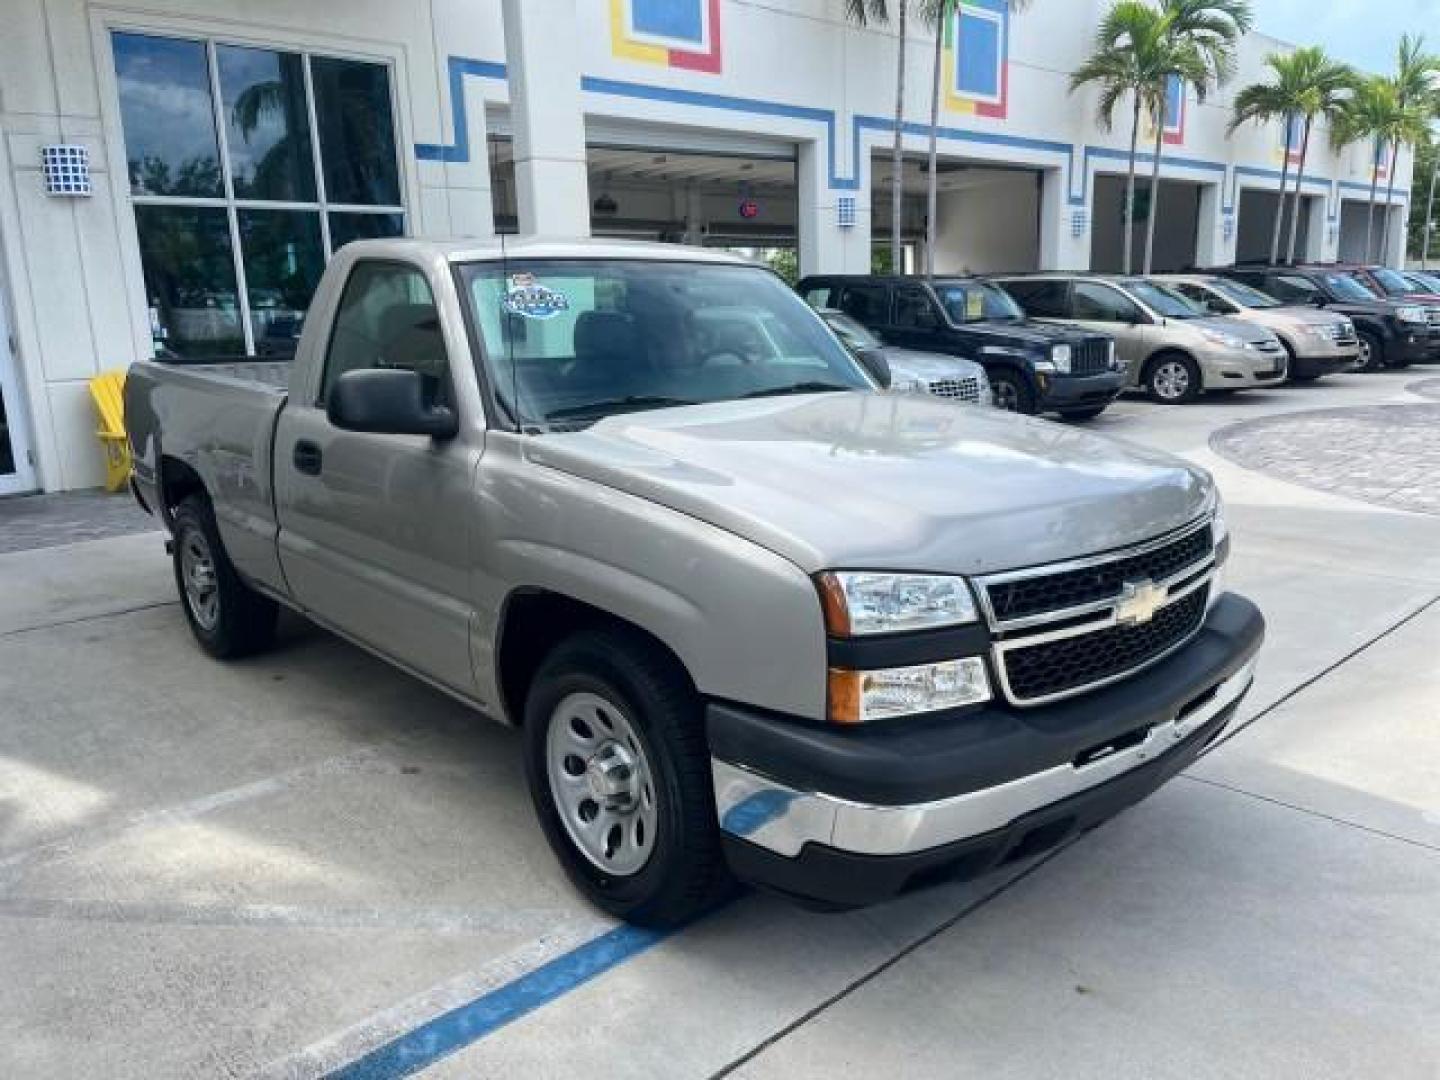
[1250,0,1440,75]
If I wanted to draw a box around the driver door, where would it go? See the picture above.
[274,258,482,695]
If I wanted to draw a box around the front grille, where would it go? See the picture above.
[928,376,983,403]
[1072,338,1110,375]
[1426,307,1440,328]
[985,525,1212,623]
[1002,590,1207,702]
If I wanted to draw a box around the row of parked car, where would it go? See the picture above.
[798,262,1440,420]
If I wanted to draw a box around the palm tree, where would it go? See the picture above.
[1382,35,1439,263]
[1069,1,1189,275]
[1336,77,1427,263]
[1230,48,1353,265]
[843,0,906,272]
[1138,0,1251,274]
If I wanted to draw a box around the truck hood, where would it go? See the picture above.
[958,319,1103,347]
[523,393,1211,576]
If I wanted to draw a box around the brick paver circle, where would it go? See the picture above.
[1210,403,1440,516]
[1408,377,1440,402]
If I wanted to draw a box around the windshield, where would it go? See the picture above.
[1367,267,1418,295]
[459,260,871,430]
[1209,278,1282,309]
[1322,272,1379,301]
[820,310,883,350]
[1124,280,1204,319]
[1409,271,1440,292]
[936,282,1025,323]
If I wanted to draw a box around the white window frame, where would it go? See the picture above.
[954,2,1005,107]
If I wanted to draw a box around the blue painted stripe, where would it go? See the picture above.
[416,56,508,163]
[325,925,668,1079]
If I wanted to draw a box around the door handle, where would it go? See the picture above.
[293,440,323,476]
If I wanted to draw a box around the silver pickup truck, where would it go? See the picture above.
[126,238,1264,926]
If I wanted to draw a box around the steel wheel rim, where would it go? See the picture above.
[545,691,658,877]
[1358,338,1374,370]
[993,380,1020,411]
[180,529,219,631]
[1153,361,1190,401]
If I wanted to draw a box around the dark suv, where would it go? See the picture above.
[1217,264,1434,371]
[797,275,1124,418]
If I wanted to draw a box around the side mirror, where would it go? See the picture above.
[856,347,892,389]
[327,368,459,439]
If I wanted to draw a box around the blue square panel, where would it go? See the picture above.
[1164,75,1183,129]
[632,0,705,45]
[957,10,1001,99]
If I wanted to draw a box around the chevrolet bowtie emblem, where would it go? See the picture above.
[1115,578,1167,626]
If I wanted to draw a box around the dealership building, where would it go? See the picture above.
[0,0,1414,493]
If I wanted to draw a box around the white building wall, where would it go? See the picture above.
[0,0,1417,491]
[933,175,1039,275]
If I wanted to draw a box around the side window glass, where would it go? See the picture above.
[1269,275,1317,303]
[1072,283,1138,322]
[321,261,449,404]
[1177,284,1227,315]
[802,286,833,309]
[839,285,889,325]
[1005,280,1067,318]
[893,287,940,330]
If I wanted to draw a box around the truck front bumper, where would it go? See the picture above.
[709,593,1263,908]
[1036,370,1126,413]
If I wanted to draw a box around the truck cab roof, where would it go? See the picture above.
[339,236,756,268]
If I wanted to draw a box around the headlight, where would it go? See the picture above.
[817,572,979,636]
[1299,324,1329,339]
[1198,327,1248,350]
[1208,494,1230,610]
[828,658,991,723]
[1050,344,1072,373]
[1396,305,1426,324]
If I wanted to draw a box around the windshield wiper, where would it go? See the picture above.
[742,381,853,399]
[544,395,697,423]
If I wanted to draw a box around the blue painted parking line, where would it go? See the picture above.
[325,924,669,1079]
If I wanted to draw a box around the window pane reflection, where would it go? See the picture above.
[238,210,325,358]
[328,212,405,250]
[217,45,316,202]
[113,33,223,197]
[311,57,401,205]
[135,205,244,357]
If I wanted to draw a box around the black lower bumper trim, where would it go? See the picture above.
[723,702,1236,909]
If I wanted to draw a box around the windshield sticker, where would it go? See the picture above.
[965,291,985,321]
[502,273,570,320]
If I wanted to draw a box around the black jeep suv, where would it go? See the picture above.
[797,275,1124,418]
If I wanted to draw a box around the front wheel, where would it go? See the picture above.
[523,628,732,927]
[1355,331,1384,373]
[171,495,278,659]
[1144,353,1202,404]
[988,370,1036,414]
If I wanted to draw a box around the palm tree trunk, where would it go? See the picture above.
[1285,117,1312,265]
[1423,152,1438,270]
[1124,95,1141,276]
[1142,101,1165,275]
[1380,142,1401,265]
[1269,115,1292,265]
[890,1,908,273]
[1363,140,1381,263]
[925,15,943,279]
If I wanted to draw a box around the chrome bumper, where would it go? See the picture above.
[713,657,1256,860]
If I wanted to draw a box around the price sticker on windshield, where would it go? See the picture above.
[502,273,570,320]
[965,291,985,321]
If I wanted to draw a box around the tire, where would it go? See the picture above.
[1058,405,1107,421]
[171,494,278,659]
[1355,331,1385,373]
[988,370,1036,414]
[1143,352,1202,404]
[523,628,732,927]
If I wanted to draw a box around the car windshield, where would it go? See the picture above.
[1124,280,1203,319]
[820,310,883,350]
[460,260,872,430]
[1409,271,1440,292]
[1322,272,1379,301]
[936,282,1025,323]
[1367,267,1418,295]
[1209,278,1282,309]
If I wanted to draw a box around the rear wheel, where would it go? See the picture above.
[523,628,732,927]
[1355,331,1384,373]
[171,495,278,658]
[1144,353,1202,404]
[989,370,1036,414]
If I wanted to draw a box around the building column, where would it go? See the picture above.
[1304,193,1331,262]
[1194,180,1230,269]
[683,184,705,246]
[501,0,590,236]
[1039,166,1089,271]
[1384,199,1410,267]
[798,139,871,275]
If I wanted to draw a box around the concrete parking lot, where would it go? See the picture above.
[3,371,1438,1079]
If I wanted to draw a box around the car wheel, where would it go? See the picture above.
[1058,405,1107,421]
[171,494,278,659]
[988,371,1036,414]
[1144,353,1202,404]
[1355,331,1384,373]
[523,628,732,927]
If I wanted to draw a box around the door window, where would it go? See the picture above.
[1265,274,1323,304]
[893,287,940,330]
[321,262,449,405]
[837,284,890,325]
[1072,282,1142,323]
[1000,279,1068,318]
[1172,283,1235,316]
[802,284,835,309]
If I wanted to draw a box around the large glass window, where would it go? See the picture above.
[111,32,406,359]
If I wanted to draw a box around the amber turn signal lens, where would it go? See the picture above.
[816,573,852,637]
[826,668,863,725]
